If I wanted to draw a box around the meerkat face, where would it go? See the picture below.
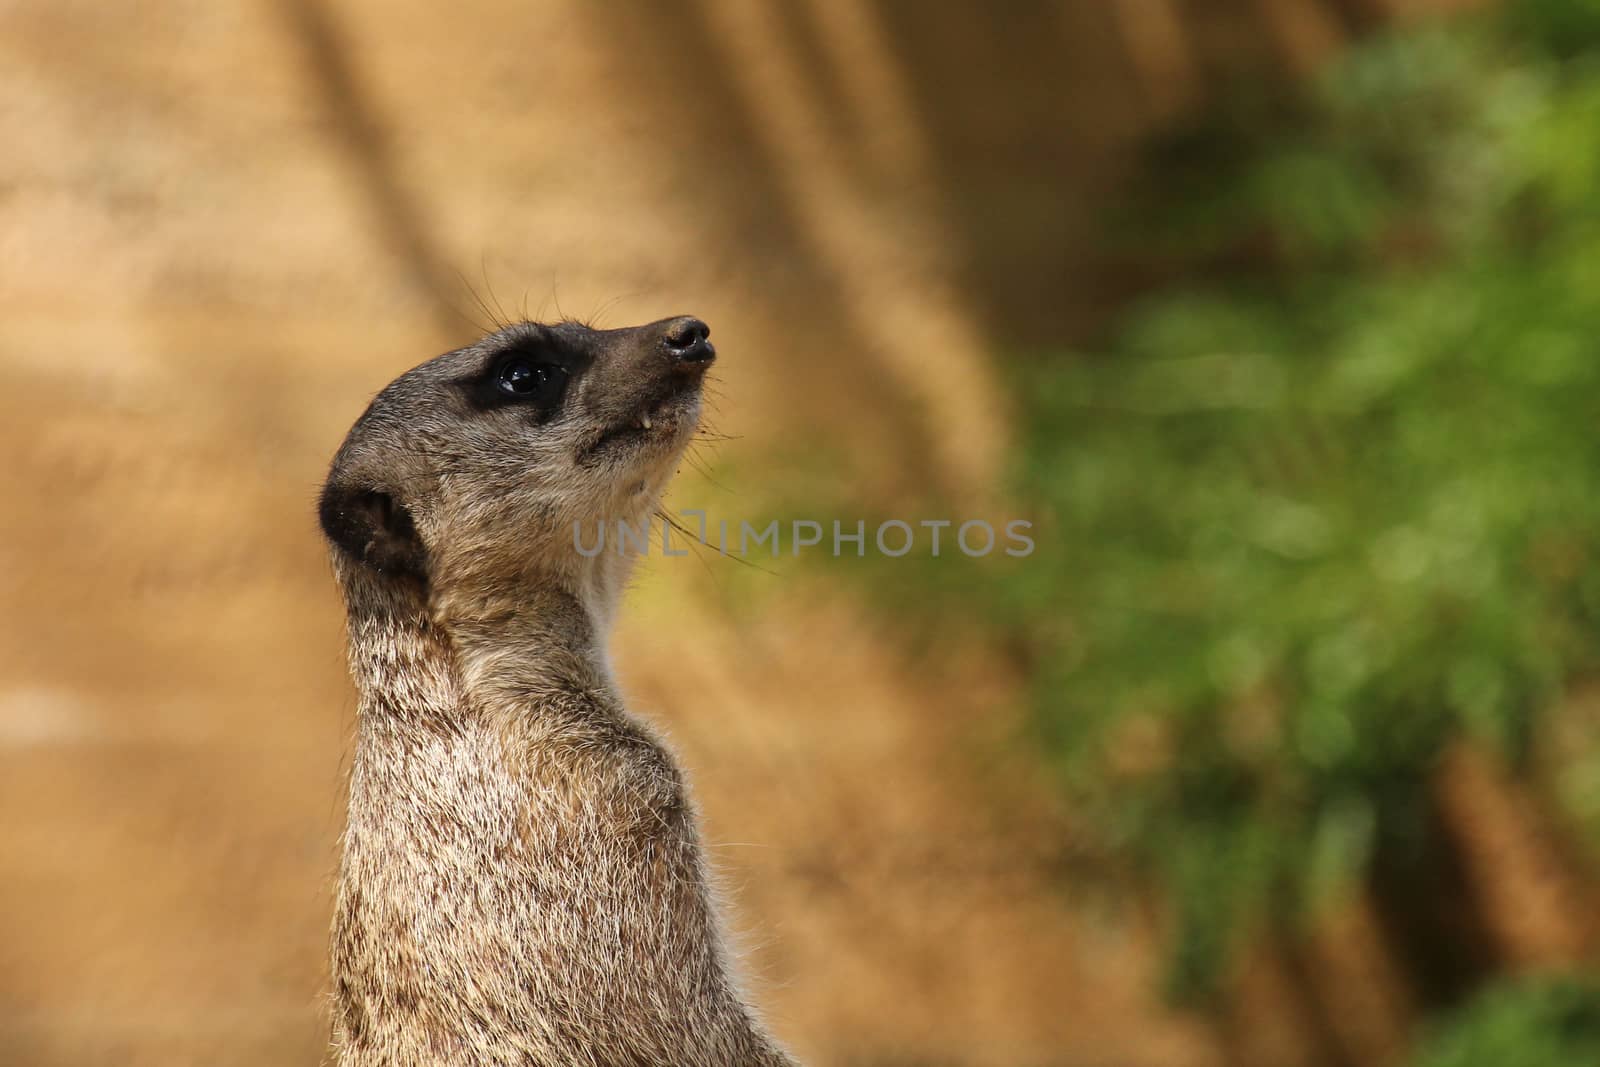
[319,316,715,597]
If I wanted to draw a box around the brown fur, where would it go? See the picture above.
[319,318,795,1066]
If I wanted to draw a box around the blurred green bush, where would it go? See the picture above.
[1408,974,1600,1067]
[1007,10,1600,1002]
[1001,8,1600,1004]
[784,6,1600,1017]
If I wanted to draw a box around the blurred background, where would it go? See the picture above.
[4,0,1600,1064]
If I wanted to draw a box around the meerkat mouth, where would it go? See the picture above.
[587,389,700,457]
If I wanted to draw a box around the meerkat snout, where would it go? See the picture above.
[660,315,715,364]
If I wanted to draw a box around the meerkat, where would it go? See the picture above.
[317,316,796,1067]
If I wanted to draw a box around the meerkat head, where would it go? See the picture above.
[318,316,715,616]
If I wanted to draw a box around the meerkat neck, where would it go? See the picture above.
[337,572,463,729]
[437,578,623,715]
[341,559,625,699]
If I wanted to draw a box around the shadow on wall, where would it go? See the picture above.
[575,0,1452,355]
[279,0,1464,500]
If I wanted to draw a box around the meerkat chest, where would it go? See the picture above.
[333,719,728,1065]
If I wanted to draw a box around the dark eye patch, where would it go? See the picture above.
[496,357,568,402]
[461,341,573,416]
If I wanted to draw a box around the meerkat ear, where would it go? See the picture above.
[318,483,428,582]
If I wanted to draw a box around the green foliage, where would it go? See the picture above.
[1409,974,1600,1067]
[987,14,1600,1000]
[764,7,1600,1012]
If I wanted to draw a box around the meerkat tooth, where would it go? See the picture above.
[640,414,653,430]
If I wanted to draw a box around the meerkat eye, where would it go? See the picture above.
[495,358,567,403]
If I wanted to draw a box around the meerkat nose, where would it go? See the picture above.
[660,316,715,366]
